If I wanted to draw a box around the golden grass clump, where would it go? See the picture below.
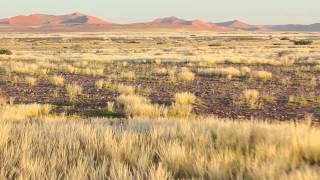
[0,103,51,122]
[198,67,241,78]
[116,91,196,118]
[153,67,168,76]
[66,83,82,101]
[80,67,104,77]
[168,67,177,81]
[169,92,196,117]
[242,89,261,109]
[50,75,65,87]
[59,64,78,74]
[174,92,196,105]
[121,71,136,80]
[5,62,40,75]
[177,67,195,81]
[240,66,251,75]
[117,84,135,95]
[24,76,37,86]
[106,101,114,112]
[251,70,273,80]
[117,94,165,118]
[169,104,193,117]
[95,79,105,90]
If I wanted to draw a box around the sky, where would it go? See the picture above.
[0,0,319,25]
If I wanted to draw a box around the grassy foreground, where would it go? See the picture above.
[0,113,320,179]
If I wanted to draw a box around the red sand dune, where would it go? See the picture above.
[0,13,319,32]
[125,16,229,31]
[4,12,110,26]
[0,12,115,32]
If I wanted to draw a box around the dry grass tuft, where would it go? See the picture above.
[95,79,105,90]
[153,67,168,76]
[117,84,135,95]
[251,70,273,80]
[169,92,196,117]
[117,94,165,118]
[242,89,261,109]
[50,75,65,87]
[0,103,51,122]
[121,71,136,80]
[240,66,251,75]
[177,68,195,81]
[25,76,37,86]
[198,67,241,78]
[174,92,196,105]
[66,83,82,101]
[106,101,114,112]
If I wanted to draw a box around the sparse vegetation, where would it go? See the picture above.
[0,32,319,178]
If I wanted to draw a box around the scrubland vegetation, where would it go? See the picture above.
[0,31,320,178]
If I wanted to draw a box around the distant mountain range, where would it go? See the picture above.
[0,12,319,32]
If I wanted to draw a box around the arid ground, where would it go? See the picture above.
[0,31,320,179]
[1,31,320,121]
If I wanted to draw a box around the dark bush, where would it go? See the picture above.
[208,42,223,47]
[293,40,313,45]
[0,49,12,55]
[278,50,293,57]
[280,37,290,41]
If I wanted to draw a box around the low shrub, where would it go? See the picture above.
[0,49,12,55]
[293,40,313,45]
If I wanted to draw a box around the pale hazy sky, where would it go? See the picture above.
[0,0,319,24]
